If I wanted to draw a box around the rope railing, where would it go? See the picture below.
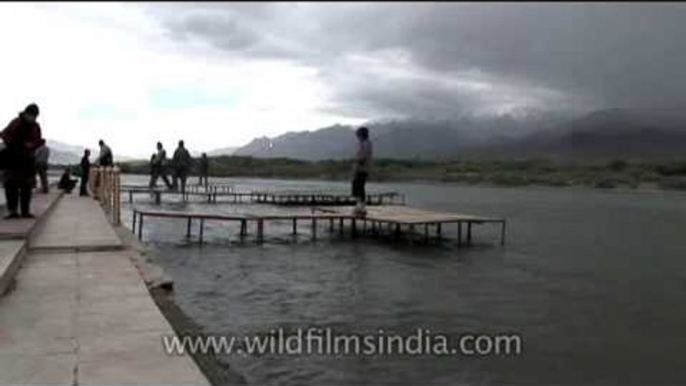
[88,166,121,225]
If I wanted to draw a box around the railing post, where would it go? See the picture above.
[114,167,121,225]
[90,166,121,225]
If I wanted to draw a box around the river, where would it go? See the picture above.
[120,174,686,385]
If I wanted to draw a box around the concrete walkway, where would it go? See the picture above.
[0,191,62,240]
[0,192,62,295]
[29,194,122,252]
[0,195,209,385]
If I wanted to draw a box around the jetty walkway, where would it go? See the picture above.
[0,194,209,385]
[122,184,405,206]
[132,204,506,246]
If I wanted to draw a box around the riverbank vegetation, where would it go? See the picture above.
[115,156,686,191]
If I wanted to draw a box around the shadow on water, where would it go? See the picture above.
[122,175,686,385]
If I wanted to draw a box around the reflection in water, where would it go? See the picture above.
[122,175,686,385]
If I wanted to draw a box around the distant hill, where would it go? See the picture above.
[483,108,686,161]
[45,139,134,165]
[233,113,565,160]
[45,139,85,165]
[207,146,239,156]
[231,109,686,162]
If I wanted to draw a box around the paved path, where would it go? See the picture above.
[0,192,62,295]
[0,192,62,240]
[0,195,210,385]
[29,195,122,251]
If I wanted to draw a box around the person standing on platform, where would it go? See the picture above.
[171,140,192,194]
[351,126,372,217]
[198,152,209,188]
[149,141,173,190]
[79,149,91,196]
[34,143,50,193]
[0,103,45,219]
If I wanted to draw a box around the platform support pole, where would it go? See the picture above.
[501,220,506,246]
[138,214,144,240]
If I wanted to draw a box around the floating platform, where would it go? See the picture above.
[251,190,405,206]
[121,185,405,206]
[131,205,506,246]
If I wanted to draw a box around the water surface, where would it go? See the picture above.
[121,175,686,385]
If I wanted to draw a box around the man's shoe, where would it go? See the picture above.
[4,212,20,219]
[21,213,35,219]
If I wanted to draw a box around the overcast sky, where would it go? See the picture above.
[1,2,684,158]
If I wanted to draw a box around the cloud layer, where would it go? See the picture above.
[2,3,685,157]
[148,3,686,115]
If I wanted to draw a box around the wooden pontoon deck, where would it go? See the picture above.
[131,205,506,246]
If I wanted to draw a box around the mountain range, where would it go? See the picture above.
[45,139,86,165]
[47,108,686,163]
[231,108,686,162]
[45,139,134,165]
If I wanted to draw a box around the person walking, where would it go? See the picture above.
[0,103,45,219]
[79,149,91,196]
[198,152,209,188]
[351,127,372,217]
[149,142,173,190]
[172,140,192,194]
[34,143,50,193]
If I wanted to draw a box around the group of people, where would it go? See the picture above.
[55,140,113,196]
[0,103,116,219]
[148,141,210,194]
[0,103,373,220]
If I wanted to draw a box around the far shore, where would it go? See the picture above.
[52,156,686,193]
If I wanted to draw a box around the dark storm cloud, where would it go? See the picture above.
[143,2,686,118]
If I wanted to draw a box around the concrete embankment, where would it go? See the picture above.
[0,194,211,385]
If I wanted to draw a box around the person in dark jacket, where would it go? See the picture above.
[0,104,45,219]
[58,167,77,194]
[97,139,113,167]
[149,142,173,190]
[171,140,192,194]
[80,149,91,196]
[198,153,209,188]
[351,127,372,217]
